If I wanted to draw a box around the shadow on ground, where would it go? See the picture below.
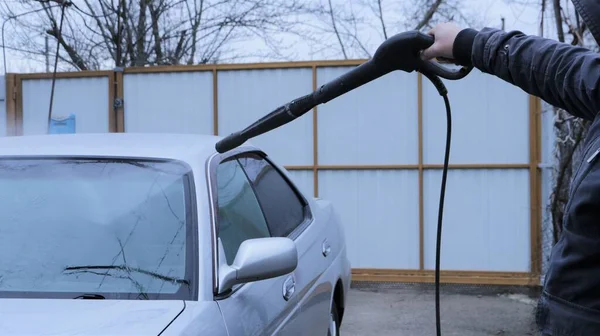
[341,283,539,336]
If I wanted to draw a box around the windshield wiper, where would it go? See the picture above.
[63,264,189,285]
[73,293,106,299]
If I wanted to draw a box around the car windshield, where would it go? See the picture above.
[0,157,196,300]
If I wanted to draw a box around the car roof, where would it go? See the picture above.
[0,133,243,162]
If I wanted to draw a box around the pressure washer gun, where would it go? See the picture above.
[214,30,474,336]
[214,30,472,153]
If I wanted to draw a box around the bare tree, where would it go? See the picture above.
[296,0,482,60]
[499,1,598,277]
[546,0,597,244]
[1,0,308,70]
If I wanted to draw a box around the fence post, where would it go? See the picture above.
[212,67,219,136]
[418,72,425,271]
[114,67,125,132]
[4,74,19,136]
[529,95,542,283]
[312,65,319,198]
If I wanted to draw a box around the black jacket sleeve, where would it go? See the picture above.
[452,27,600,121]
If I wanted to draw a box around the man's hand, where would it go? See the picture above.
[421,22,463,61]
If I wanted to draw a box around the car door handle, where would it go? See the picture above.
[322,240,331,257]
[282,276,295,301]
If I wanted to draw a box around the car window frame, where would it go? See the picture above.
[214,155,273,264]
[206,146,314,299]
[235,152,313,239]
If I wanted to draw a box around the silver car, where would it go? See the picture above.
[0,133,351,336]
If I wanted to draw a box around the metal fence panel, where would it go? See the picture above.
[7,62,543,284]
[423,169,531,272]
[123,71,214,134]
[318,169,420,269]
[218,68,314,166]
[422,70,530,165]
[286,170,315,199]
[316,67,419,165]
[21,77,109,135]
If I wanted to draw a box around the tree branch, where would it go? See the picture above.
[327,0,348,59]
[553,0,565,42]
[376,0,387,39]
[414,0,444,31]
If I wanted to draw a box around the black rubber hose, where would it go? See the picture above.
[435,93,451,336]
[423,73,451,336]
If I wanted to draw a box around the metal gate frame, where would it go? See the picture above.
[4,60,543,286]
[5,71,116,136]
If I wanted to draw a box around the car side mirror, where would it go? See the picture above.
[218,237,298,294]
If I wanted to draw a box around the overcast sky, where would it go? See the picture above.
[0,0,547,74]
[476,0,540,33]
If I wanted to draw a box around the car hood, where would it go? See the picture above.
[0,299,185,335]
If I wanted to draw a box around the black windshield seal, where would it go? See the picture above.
[0,155,199,301]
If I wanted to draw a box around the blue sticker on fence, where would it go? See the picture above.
[49,114,76,134]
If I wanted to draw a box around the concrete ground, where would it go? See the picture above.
[340,284,539,336]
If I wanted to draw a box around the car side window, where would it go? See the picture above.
[216,158,271,265]
[237,153,306,238]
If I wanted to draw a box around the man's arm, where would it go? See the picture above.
[453,27,600,121]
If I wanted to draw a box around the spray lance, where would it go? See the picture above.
[215,30,473,336]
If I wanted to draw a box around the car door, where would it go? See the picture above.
[212,154,295,336]
[235,153,332,335]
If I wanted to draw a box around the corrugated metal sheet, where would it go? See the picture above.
[422,70,529,164]
[423,169,530,272]
[316,67,419,165]
[11,67,539,276]
[218,68,313,166]
[318,170,420,269]
[0,76,5,137]
[124,72,214,134]
[285,170,314,198]
[21,77,109,135]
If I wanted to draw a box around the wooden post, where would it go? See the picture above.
[313,65,319,198]
[529,96,541,276]
[529,95,542,279]
[213,67,219,136]
[115,70,125,132]
[418,73,425,270]
[108,73,116,132]
[4,74,17,136]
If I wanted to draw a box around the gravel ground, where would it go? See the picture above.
[340,283,540,336]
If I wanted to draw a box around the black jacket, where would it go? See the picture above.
[454,28,600,335]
